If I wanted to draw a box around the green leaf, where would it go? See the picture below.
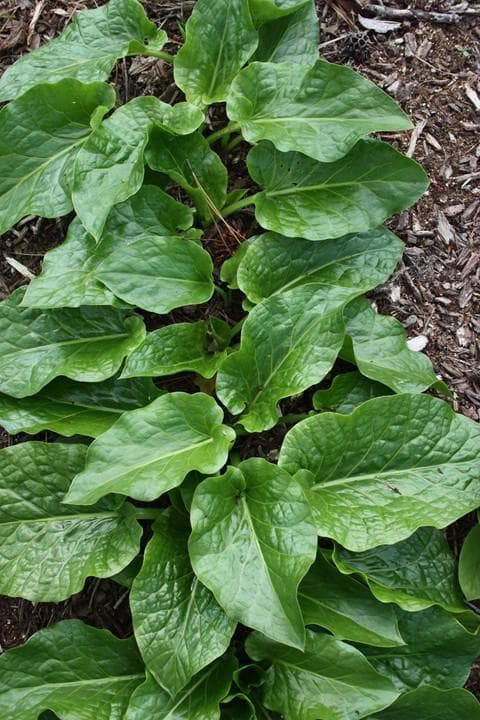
[189,458,317,649]
[247,139,429,241]
[246,630,399,720]
[334,527,465,612]
[236,228,403,304]
[222,694,256,719]
[252,1,319,65]
[65,392,235,504]
[249,0,311,24]
[72,97,204,239]
[228,61,411,162]
[174,0,258,106]
[0,376,161,438]
[131,508,236,696]
[279,394,480,551]
[360,607,480,691]
[0,442,141,601]
[299,553,404,647]
[125,658,236,720]
[0,0,167,102]
[459,524,480,600]
[368,687,480,719]
[0,288,145,398]
[313,372,393,414]
[0,620,144,720]
[0,80,115,237]
[146,129,228,222]
[344,298,440,393]
[122,321,227,380]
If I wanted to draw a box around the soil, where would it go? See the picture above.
[0,0,479,693]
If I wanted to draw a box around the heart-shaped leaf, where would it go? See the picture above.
[252,1,319,65]
[313,371,393,414]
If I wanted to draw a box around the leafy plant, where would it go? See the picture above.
[0,0,479,718]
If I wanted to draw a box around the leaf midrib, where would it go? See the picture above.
[0,510,120,529]
[265,178,409,198]
[0,332,130,359]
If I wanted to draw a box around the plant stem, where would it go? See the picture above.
[208,121,241,145]
[133,507,163,521]
[152,50,175,63]
[226,134,244,152]
[214,284,229,303]
[222,194,257,219]
[280,411,317,426]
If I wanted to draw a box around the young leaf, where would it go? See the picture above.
[122,321,227,380]
[189,458,317,649]
[174,0,258,106]
[65,392,235,505]
[0,376,161,438]
[228,61,411,162]
[279,394,480,551]
[343,298,440,393]
[221,693,256,719]
[0,442,141,602]
[369,687,480,719]
[299,553,404,647]
[0,288,145,398]
[236,228,403,304]
[459,524,480,600]
[0,79,115,237]
[249,0,311,24]
[247,139,429,241]
[246,630,399,720]
[334,527,465,613]
[252,1,319,66]
[131,508,236,696]
[0,620,144,720]
[313,371,393,414]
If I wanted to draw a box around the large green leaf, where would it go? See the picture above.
[0,288,145,398]
[72,97,203,239]
[0,620,144,720]
[122,321,227,380]
[0,442,141,601]
[0,0,167,101]
[334,527,464,612]
[299,553,403,647]
[236,228,403,304]
[125,658,236,720]
[189,458,317,649]
[0,80,114,237]
[65,392,235,505]
[131,508,236,696]
[368,687,480,719]
[0,376,161,438]
[252,1,319,65]
[228,61,411,162]
[247,140,428,240]
[174,0,258,106]
[360,607,480,691]
[313,372,393,414]
[246,631,399,720]
[459,524,480,600]
[279,394,480,551]
[249,0,311,24]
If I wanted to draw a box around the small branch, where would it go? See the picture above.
[222,194,257,219]
[133,507,163,521]
[363,3,480,24]
[208,122,241,145]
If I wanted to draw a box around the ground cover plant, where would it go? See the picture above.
[0,0,479,717]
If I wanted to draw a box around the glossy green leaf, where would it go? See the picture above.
[236,228,403,304]
[247,139,429,241]
[221,694,256,719]
[252,1,319,65]
[72,97,203,239]
[300,553,404,647]
[189,458,317,649]
[228,61,411,162]
[0,0,167,101]
[360,607,480,691]
[344,298,440,393]
[459,524,480,600]
[0,80,114,237]
[246,630,399,720]
[249,0,311,24]
[0,288,145,398]
[174,0,258,106]
[313,371,393,414]
[0,376,161,438]
[131,508,236,696]
[146,129,228,221]
[334,527,464,612]
[0,620,144,720]
[279,394,480,551]
[125,658,236,720]
[368,687,480,719]
[65,392,235,504]
[0,442,141,601]
[122,322,227,380]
